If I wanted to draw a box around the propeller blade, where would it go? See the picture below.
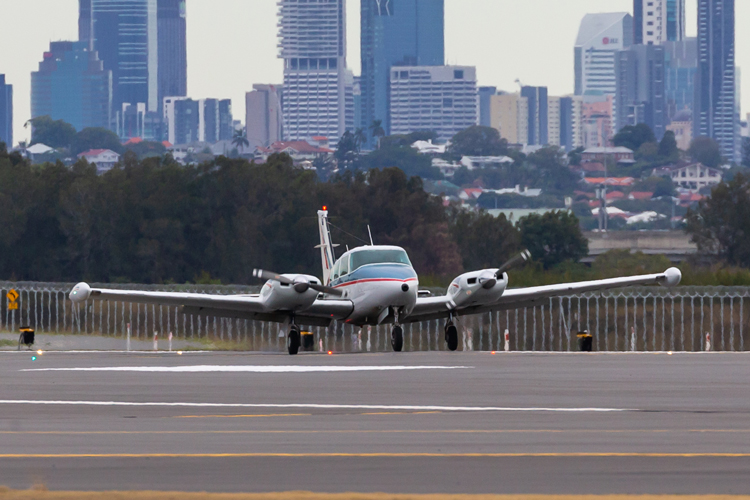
[252,269,294,286]
[495,250,532,278]
[309,283,344,297]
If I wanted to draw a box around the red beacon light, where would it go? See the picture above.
[322,205,328,211]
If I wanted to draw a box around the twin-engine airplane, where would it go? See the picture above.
[70,209,682,354]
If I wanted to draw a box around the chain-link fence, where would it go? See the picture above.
[0,281,747,352]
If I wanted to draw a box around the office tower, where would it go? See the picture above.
[558,97,576,151]
[246,84,284,148]
[79,0,92,45]
[163,97,231,145]
[0,75,11,148]
[344,69,356,134]
[278,0,348,141]
[31,41,112,132]
[478,87,497,128]
[582,95,615,148]
[521,86,548,145]
[634,0,685,45]
[616,44,667,139]
[389,66,476,142]
[158,0,187,108]
[575,13,633,97]
[352,76,362,138]
[664,38,697,121]
[696,0,739,162]
[570,95,585,149]
[489,93,528,145]
[360,0,444,139]
[90,0,158,114]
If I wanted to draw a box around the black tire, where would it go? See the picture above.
[287,329,301,355]
[445,324,458,352]
[391,326,404,352]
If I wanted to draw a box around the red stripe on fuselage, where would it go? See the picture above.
[333,278,418,289]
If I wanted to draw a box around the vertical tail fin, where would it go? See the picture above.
[316,209,336,285]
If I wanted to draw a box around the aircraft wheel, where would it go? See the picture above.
[445,323,458,352]
[287,329,301,355]
[391,326,404,352]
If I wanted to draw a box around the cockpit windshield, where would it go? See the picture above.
[350,249,412,272]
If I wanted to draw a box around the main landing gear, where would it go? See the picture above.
[391,310,404,352]
[287,324,301,355]
[445,321,458,352]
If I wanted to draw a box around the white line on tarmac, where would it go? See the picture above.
[20,365,471,373]
[0,400,633,412]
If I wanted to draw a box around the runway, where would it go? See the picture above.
[0,351,749,494]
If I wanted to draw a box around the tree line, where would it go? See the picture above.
[0,145,587,285]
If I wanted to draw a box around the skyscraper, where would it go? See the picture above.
[521,86,548,145]
[489,93,528,145]
[633,0,685,45]
[664,38,697,121]
[278,0,348,141]
[478,87,497,128]
[89,0,158,114]
[615,44,667,139]
[31,41,112,132]
[575,13,633,98]
[360,0,445,139]
[0,75,11,148]
[696,0,739,162]
[389,66,476,142]
[157,0,187,107]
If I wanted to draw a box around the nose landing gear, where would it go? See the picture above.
[287,324,301,355]
[445,321,458,351]
[391,309,404,352]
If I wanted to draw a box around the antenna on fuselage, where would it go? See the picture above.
[367,225,374,246]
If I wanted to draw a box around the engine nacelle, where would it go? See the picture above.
[447,269,508,310]
[260,274,322,311]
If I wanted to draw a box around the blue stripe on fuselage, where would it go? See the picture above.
[331,264,417,287]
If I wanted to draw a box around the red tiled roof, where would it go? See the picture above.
[606,191,625,200]
[124,137,143,145]
[162,141,173,148]
[629,191,654,201]
[78,149,114,157]
[583,177,635,186]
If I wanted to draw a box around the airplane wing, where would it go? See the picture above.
[69,283,353,328]
[405,268,681,324]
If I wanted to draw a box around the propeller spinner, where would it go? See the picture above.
[253,269,343,297]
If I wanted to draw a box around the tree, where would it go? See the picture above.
[369,120,385,149]
[688,136,723,168]
[380,130,438,150]
[658,130,679,160]
[354,128,367,151]
[29,116,77,149]
[519,211,588,269]
[568,146,585,166]
[232,129,250,153]
[686,174,750,267]
[357,145,441,180]
[742,137,750,168]
[334,131,359,168]
[449,126,509,157]
[449,209,520,271]
[125,141,167,159]
[613,123,656,152]
[71,127,124,155]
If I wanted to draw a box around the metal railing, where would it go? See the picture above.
[0,281,747,352]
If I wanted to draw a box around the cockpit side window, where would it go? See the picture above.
[339,255,350,276]
[332,260,341,281]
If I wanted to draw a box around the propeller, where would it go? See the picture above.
[253,269,343,297]
[495,250,532,279]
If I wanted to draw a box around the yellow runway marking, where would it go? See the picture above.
[174,413,311,419]
[1,452,750,458]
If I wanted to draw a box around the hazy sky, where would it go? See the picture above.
[1,0,748,144]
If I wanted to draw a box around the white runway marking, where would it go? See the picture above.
[0,400,633,412]
[20,365,470,374]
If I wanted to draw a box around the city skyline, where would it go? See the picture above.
[1,0,748,145]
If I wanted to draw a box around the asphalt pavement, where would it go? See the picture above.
[0,351,749,494]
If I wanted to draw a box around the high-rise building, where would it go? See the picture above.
[575,13,633,98]
[582,95,615,148]
[163,97,231,145]
[389,66,476,142]
[157,0,187,108]
[246,84,283,149]
[664,38,697,121]
[489,93,528,145]
[278,0,348,141]
[0,75,11,148]
[360,0,444,139]
[478,87,497,128]
[89,0,158,114]
[521,86,548,145]
[31,41,112,132]
[570,95,585,149]
[559,96,577,151]
[548,96,561,147]
[634,0,685,45]
[615,44,667,139]
[696,0,739,162]
[79,0,92,44]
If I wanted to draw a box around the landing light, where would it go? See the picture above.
[36,350,43,355]
[491,351,496,355]
[177,351,183,355]
[328,351,333,355]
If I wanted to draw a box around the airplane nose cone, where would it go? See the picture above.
[69,282,92,303]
